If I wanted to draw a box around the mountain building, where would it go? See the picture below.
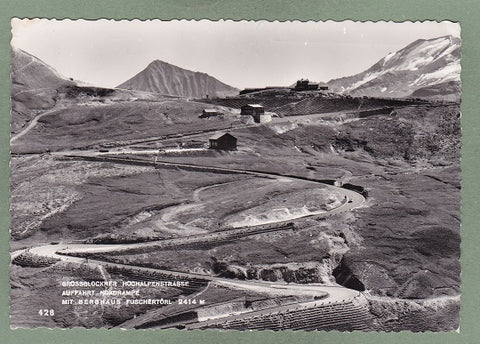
[209,133,237,150]
[294,79,319,91]
[200,109,223,118]
[241,104,265,123]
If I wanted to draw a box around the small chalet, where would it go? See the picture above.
[200,109,222,118]
[209,133,237,151]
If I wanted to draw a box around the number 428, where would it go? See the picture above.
[38,309,54,316]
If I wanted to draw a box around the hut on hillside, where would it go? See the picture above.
[209,133,237,151]
[200,109,223,118]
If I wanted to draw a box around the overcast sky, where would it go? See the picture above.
[11,19,460,89]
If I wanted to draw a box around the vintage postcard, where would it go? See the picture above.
[9,18,461,331]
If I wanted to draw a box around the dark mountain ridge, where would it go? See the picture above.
[117,60,238,98]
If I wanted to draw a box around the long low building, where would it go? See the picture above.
[200,109,223,118]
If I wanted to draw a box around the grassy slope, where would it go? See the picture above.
[155,103,462,298]
[10,155,154,245]
[11,93,461,303]
[10,49,75,133]
[328,104,461,298]
[11,99,237,153]
[345,168,460,298]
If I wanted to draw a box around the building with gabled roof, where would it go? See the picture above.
[209,133,237,151]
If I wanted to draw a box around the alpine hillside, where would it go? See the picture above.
[327,35,461,101]
[117,60,239,98]
[11,48,76,133]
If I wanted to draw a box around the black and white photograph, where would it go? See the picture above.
[9,18,461,331]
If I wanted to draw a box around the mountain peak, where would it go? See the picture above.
[118,60,238,98]
[149,59,170,67]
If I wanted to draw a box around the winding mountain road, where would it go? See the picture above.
[12,151,367,327]
[20,154,365,258]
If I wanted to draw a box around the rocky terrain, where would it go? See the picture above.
[117,60,238,98]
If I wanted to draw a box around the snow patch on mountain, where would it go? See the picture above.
[327,35,461,100]
[383,52,395,64]
[412,62,461,87]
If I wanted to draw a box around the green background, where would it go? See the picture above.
[0,1,478,343]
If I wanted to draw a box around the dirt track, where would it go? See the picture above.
[10,110,55,143]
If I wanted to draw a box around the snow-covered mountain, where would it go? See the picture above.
[327,36,461,101]
[117,60,238,98]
